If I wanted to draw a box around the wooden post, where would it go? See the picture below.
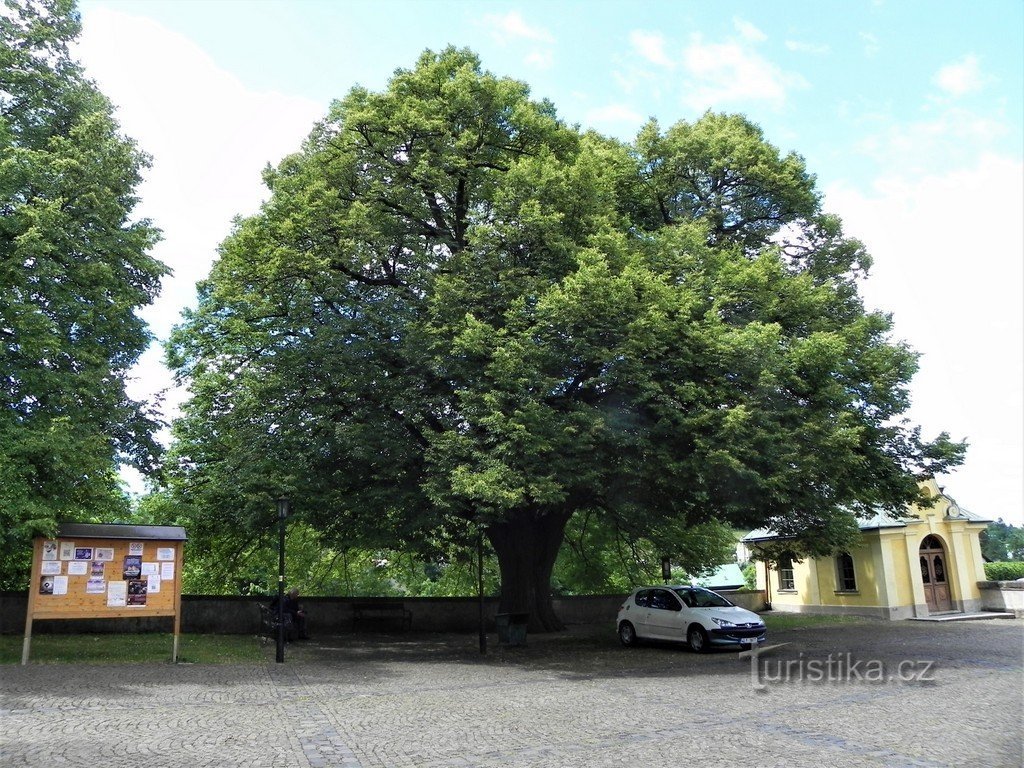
[22,539,41,665]
[21,612,34,665]
[172,542,184,662]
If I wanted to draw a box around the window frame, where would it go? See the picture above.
[834,552,858,593]
[649,588,682,612]
[777,555,796,592]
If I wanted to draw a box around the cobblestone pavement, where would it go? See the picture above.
[2,618,1022,767]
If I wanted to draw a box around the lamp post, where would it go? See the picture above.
[276,496,289,663]
[477,527,486,655]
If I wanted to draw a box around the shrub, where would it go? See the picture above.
[742,562,758,590]
[983,561,1024,581]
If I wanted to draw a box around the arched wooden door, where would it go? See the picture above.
[919,535,952,612]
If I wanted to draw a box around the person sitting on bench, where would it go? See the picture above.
[269,588,309,639]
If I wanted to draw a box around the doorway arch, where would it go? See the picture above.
[919,535,953,612]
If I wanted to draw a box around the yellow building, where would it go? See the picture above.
[742,479,990,620]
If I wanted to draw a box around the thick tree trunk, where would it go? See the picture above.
[487,508,571,633]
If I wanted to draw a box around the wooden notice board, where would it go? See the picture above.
[23,523,187,664]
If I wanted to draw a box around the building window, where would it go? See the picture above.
[835,552,857,592]
[778,556,795,591]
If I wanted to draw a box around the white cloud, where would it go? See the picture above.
[860,32,880,58]
[733,17,767,43]
[629,30,675,68]
[483,10,554,44]
[785,40,830,55]
[481,11,555,73]
[610,56,669,101]
[584,103,645,133]
[75,8,325,455]
[619,26,805,111]
[934,54,985,97]
[612,67,643,96]
[826,153,1024,523]
[854,107,1008,176]
[681,36,808,110]
[525,50,554,70]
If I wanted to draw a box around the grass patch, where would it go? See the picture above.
[760,612,876,631]
[0,633,266,665]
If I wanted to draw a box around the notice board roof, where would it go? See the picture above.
[55,523,187,541]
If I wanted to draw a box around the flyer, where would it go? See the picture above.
[156,547,175,561]
[146,574,161,593]
[107,580,127,606]
[126,579,147,606]
[52,575,69,595]
[39,576,55,595]
[74,547,93,561]
[40,561,62,575]
[86,577,105,594]
[94,548,114,562]
[128,542,144,556]
[141,562,159,576]
[67,561,87,576]
[122,556,142,579]
[160,562,175,580]
[42,541,58,561]
[59,542,75,560]
[91,561,104,576]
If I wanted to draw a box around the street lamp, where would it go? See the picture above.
[477,527,486,655]
[276,496,289,663]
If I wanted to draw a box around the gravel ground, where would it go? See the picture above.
[1,617,1021,767]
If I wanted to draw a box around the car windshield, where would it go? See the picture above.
[673,587,733,608]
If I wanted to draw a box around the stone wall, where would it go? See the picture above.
[0,589,766,635]
[977,581,1024,618]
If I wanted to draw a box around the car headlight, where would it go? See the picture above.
[710,617,737,628]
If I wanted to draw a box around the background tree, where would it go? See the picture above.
[0,0,167,587]
[166,48,963,630]
[553,516,737,595]
[980,520,1024,562]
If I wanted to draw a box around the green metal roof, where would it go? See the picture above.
[742,502,990,544]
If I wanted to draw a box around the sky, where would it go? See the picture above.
[72,0,1023,524]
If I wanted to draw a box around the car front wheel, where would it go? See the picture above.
[687,624,710,653]
[618,621,638,647]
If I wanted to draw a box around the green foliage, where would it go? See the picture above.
[0,0,167,588]
[137,486,500,597]
[742,562,757,590]
[980,520,1024,562]
[633,113,820,251]
[745,512,863,563]
[983,561,1024,581]
[163,47,964,626]
[554,513,737,594]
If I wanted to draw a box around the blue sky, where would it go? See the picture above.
[74,1,1023,524]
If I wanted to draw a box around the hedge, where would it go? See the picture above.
[983,561,1024,581]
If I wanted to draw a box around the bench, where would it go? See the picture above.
[259,603,296,643]
[351,602,412,631]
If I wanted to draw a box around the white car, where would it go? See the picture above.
[617,585,767,652]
